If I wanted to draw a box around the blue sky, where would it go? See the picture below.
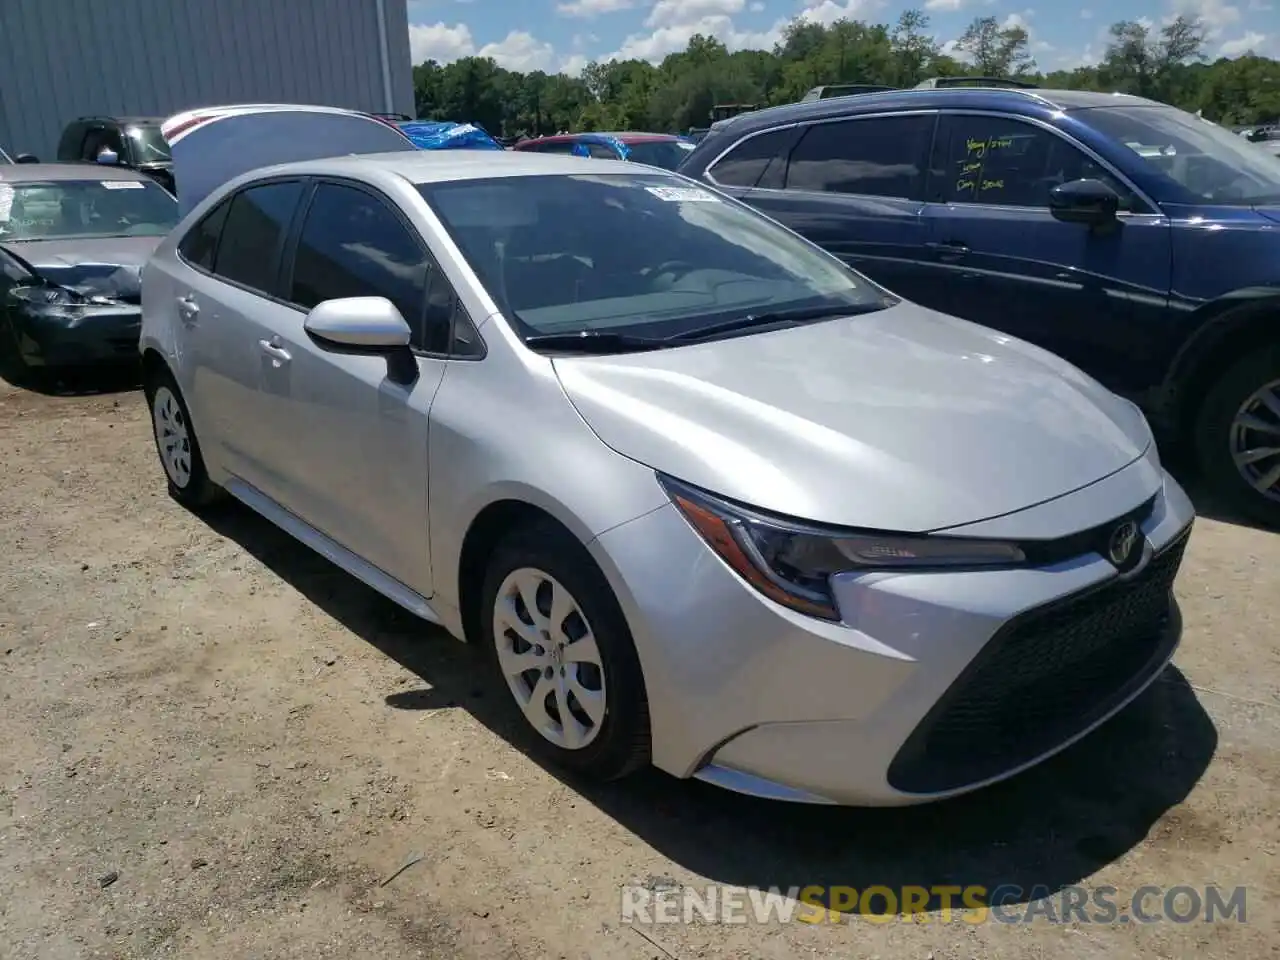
[405,0,1278,75]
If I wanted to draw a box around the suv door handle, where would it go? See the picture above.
[258,339,292,365]
[925,241,971,261]
[176,295,199,321]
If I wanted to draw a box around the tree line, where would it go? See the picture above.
[412,11,1280,139]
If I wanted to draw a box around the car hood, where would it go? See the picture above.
[552,303,1153,532]
[6,236,160,301]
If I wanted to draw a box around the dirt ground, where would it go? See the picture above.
[1,369,1277,960]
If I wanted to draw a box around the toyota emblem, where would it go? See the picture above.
[1107,520,1141,568]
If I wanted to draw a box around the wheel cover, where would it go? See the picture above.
[1229,377,1280,503]
[152,385,193,489]
[492,567,607,750]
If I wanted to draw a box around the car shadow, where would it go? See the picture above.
[0,361,142,397]
[203,500,1219,914]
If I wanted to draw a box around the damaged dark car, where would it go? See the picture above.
[0,164,179,380]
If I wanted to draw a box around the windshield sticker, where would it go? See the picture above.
[102,180,146,189]
[644,186,719,202]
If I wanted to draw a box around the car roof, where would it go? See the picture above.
[0,162,155,183]
[522,132,679,143]
[77,115,165,126]
[705,87,1162,140]
[251,148,648,185]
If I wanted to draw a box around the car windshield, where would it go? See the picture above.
[0,179,179,241]
[417,173,885,341]
[125,124,171,163]
[1083,104,1280,204]
[625,140,696,170]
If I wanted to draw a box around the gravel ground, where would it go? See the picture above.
[1,370,1277,960]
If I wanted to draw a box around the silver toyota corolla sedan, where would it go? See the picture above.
[139,106,1195,806]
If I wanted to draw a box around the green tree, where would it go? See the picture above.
[955,15,1035,76]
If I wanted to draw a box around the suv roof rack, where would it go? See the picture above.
[372,112,414,122]
[914,77,1039,89]
[799,83,899,102]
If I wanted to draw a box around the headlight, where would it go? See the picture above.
[659,475,1026,621]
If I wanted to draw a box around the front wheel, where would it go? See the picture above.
[480,520,650,781]
[145,370,223,509]
[1193,345,1280,528]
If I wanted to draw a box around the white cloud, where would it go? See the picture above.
[797,0,886,25]
[924,0,969,9]
[1246,0,1273,9]
[1166,0,1241,37]
[556,0,635,16]
[408,23,559,71]
[646,0,743,29]
[409,22,476,64]
[603,14,789,61]
[559,54,591,75]
[749,0,765,8]
[1218,29,1268,54]
[1080,8,1094,17]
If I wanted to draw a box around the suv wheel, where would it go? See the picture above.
[145,369,223,508]
[1194,345,1280,527]
[479,520,650,781]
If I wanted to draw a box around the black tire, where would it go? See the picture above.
[479,519,651,781]
[1193,344,1280,528]
[144,366,224,509]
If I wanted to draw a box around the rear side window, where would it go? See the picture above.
[213,181,304,294]
[784,115,934,200]
[288,182,431,341]
[708,128,793,188]
[178,198,231,271]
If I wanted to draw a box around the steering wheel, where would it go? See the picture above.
[650,259,698,278]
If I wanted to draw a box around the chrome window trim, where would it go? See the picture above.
[702,109,940,193]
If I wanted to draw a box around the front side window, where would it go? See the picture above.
[585,142,619,160]
[213,181,304,293]
[785,115,934,200]
[418,172,887,343]
[289,182,433,345]
[707,128,794,188]
[1082,104,1280,204]
[0,178,178,241]
[935,115,1133,209]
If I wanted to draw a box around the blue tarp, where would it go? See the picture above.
[397,121,503,151]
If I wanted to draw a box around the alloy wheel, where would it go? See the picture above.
[492,566,607,750]
[1229,377,1280,503]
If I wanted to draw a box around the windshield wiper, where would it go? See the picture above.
[523,330,673,353]
[668,299,896,343]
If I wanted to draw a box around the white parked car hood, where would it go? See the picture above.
[552,303,1153,532]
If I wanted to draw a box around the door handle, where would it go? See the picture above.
[925,240,971,261]
[258,338,291,365]
[176,295,199,321]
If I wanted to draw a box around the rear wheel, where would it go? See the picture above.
[479,520,650,781]
[145,369,223,508]
[1193,345,1280,528]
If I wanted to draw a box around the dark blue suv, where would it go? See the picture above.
[678,88,1280,526]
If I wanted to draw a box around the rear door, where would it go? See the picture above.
[920,113,1172,392]
[714,113,943,302]
[173,179,307,498]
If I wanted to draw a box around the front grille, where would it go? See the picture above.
[887,528,1190,795]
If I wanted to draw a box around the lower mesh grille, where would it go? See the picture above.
[887,529,1190,794]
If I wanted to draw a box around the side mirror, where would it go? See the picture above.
[1049,178,1120,227]
[15,153,39,163]
[96,148,120,165]
[303,296,418,385]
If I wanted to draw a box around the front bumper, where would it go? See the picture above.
[10,305,142,368]
[588,457,1196,806]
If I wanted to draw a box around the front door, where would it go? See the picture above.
[921,113,1173,394]
[263,179,448,595]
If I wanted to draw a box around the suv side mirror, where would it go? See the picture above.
[303,296,418,385]
[96,148,120,165]
[1049,178,1120,227]
[15,153,39,163]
